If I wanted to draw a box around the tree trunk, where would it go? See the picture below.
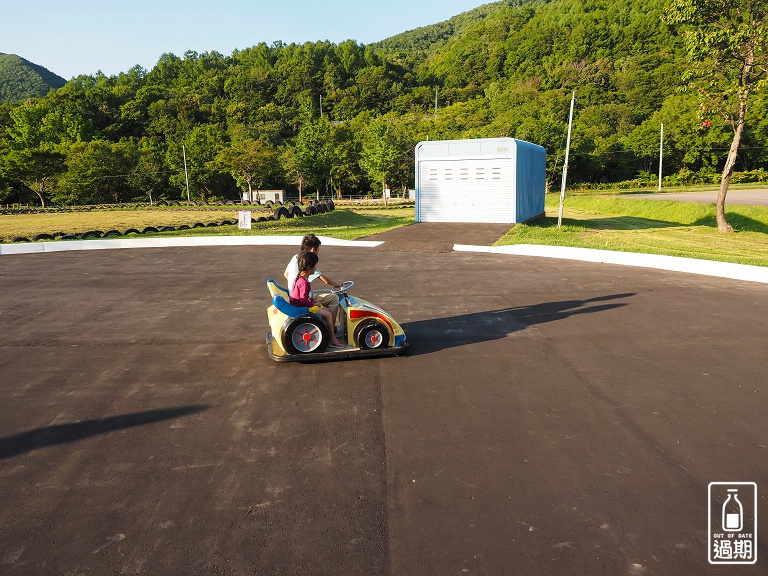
[297,171,303,203]
[33,181,45,208]
[716,55,753,232]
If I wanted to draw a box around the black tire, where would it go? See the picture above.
[282,316,330,354]
[290,205,303,217]
[177,224,191,230]
[317,203,326,214]
[327,199,335,211]
[160,226,175,231]
[355,321,390,350]
[274,206,290,219]
[264,200,274,208]
[103,229,122,237]
[124,228,140,236]
[33,233,54,241]
[255,216,267,222]
[141,226,159,234]
[81,230,103,239]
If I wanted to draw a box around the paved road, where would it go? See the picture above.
[629,188,768,206]
[1,226,766,575]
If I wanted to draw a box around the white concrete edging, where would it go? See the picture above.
[0,235,382,256]
[454,243,768,284]
[2,236,765,284]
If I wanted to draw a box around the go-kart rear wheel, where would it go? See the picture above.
[355,321,390,350]
[283,316,330,354]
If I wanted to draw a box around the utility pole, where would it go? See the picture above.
[658,123,664,191]
[434,87,438,120]
[558,91,576,229]
[182,144,191,202]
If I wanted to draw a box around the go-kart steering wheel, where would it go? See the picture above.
[331,280,354,294]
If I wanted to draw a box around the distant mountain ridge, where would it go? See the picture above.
[0,53,66,103]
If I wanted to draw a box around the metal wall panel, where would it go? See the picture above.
[417,158,515,223]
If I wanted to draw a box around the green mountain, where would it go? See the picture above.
[0,53,66,103]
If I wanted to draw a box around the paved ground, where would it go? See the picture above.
[1,225,766,575]
[629,188,768,206]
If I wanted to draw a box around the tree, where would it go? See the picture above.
[294,116,336,197]
[281,146,307,202]
[167,124,227,202]
[128,137,169,203]
[54,140,135,205]
[359,116,399,203]
[0,148,64,207]
[665,0,768,231]
[216,137,280,201]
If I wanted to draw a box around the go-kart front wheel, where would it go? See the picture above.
[355,321,390,350]
[283,316,330,354]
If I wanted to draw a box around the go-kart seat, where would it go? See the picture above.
[267,279,310,318]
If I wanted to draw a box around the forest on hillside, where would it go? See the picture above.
[1,0,766,207]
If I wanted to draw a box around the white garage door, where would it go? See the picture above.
[417,158,515,223]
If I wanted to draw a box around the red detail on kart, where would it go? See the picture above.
[295,325,319,350]
[349,310,393,331]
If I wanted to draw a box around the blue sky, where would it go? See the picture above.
[1,0,486,79]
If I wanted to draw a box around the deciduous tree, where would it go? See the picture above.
[665,0,768,231]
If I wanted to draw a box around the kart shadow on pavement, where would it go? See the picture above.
[402,293,636,356]
[0,405,210,459]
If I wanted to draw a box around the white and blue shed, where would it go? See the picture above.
[414,137,546,224]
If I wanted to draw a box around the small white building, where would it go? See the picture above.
[257,190,286,204]
[243,190,286,204]
[414,137,546,224]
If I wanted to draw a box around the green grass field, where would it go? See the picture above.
[2,196,767,267]
[0,205,414,242]
[496,195,768,267]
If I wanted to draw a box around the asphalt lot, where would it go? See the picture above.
[1,224,766,575]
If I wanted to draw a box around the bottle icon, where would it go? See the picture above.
[722,489,743,532]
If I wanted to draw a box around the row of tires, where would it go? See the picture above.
[8,221,235,243]
[268,199,335,220]
[3,200,336,243]
[1,198,332,215]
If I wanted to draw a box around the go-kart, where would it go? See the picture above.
[266,279,408,362]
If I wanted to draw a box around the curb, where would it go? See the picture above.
[454,244,768,284]
[1,236,764,284]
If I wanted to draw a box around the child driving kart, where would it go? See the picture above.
[289,251,344,349]
[284,234,343,332]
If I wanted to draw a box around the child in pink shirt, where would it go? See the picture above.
[290,251,344,348]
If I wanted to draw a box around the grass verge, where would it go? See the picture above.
[496,195,768,267]
[0,207,414,242]
[4,196,766,268]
